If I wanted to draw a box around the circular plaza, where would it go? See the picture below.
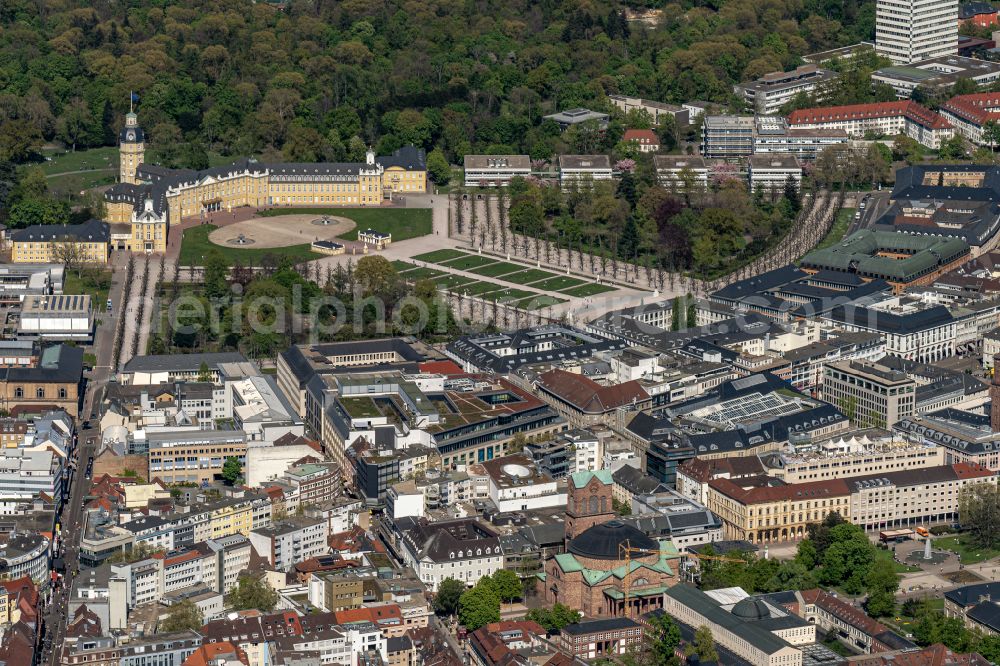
[207,214,355,248]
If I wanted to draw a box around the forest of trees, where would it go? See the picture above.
[0,0,883,174]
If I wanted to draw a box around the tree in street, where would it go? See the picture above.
[433,578,465,616]
[491,569,522,604]
[457,580,500,630]
[686,626,719,663]
[647,612,682,666]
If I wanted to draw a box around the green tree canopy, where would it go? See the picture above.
[458,581,500,631]
[221,457,242,486]
[227,576,278,612]
[160,599,203,632]
[433,578,465,616]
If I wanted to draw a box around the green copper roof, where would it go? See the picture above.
[604,586,670,600]
[570,469,613,489]
[554,553,583,573]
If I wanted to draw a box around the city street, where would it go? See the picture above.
[39,250,131,666]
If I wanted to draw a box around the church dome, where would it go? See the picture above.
[731,597,771,621]
[567,520,657,560]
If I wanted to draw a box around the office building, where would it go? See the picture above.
[702,115,755,158]
[463,156,532,187]
[872,55,1000,97]
[787,100,953,149]
[822,360,917,427]
[748,155,802,194]
[558,155,613,185]
[735,65,839,114]
[876,0,958,65]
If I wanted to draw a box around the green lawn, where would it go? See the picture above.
[259,207,432,242]
[392,260,417,272]
[413,249,467,263]
[560,283,617,297]
[40,146,231,176]
[934,535,1000,564]
[440,254,500,271]
[64,268,112,306]
[502,268,557,284]
[527,275,586,291]
[48,170,118,193]
[179,224,321,267]
[435,274,476,290]
[39,146,118,175]
[814,208,854,252]
[484,287,535,301]
[468,261,529,278]
[461,281,508,296]
[516,295,567,310]
[875,546,922,573]
[402,267,447,280]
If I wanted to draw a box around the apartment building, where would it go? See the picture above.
[876,0,958,65]
[822,360,917,427]
[249,516,329,572]
[735,65,839,114]
[0,449,63,499]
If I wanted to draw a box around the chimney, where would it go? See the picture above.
[992,354,1000,432]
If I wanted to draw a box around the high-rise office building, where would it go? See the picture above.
[876,0,958,65]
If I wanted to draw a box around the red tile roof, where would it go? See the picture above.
[709,476,850,504]
[941,93,1000,126]
[164,549,204,567]
[182,642,249,666]
[800,588,888,637]
[788,101,950,130]
[623,129,659,144]
[537,368,650,414]
[334,604,402,626]
[419,360,464,375]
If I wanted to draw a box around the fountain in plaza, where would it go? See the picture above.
[227,233,256,246]
[925,536,933,560]
[312,216,335,226]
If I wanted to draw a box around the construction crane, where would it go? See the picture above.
[618,542,750,617]
[619,542,669,618]
[618,539,746,617]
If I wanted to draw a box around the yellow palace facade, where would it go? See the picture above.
[104,110,428,254]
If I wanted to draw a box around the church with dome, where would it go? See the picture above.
[540,470,681,618]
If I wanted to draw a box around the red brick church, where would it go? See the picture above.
[540,470,680,618]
